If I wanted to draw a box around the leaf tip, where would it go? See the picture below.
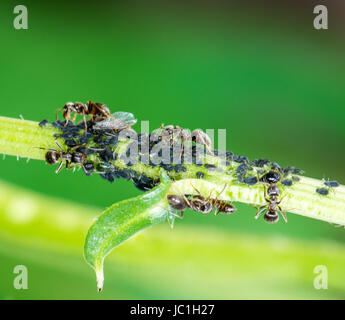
[96,266,104,292]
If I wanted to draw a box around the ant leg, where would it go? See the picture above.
[276,194,286,205]
[278,206,288,223]
[55,141,64,151]
[64,112,71,127]
[69,143,85,151]
[190,182,213,201]
[179,137,184,159]
[37,147,57,152]
[169,210,184,219]
[82,111,87,131]
[205,141,215,156]
[72,113,77,124]
[55,161,64,174]
[65,160,71,170]
[206,189,215,202]
[81,164,88,175]
[263,185,271,203]
[97,105,110,117]
[55,108,62,121]
[190,182,201,195]
[182,194,192,208]
[255,206,267,220]
[196,132,214,156]
[216,183,228,200]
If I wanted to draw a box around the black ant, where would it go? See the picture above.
[56,100,111,130]
[155,125,214,158]
[255,171,287,223]
[167,193,213,218]
[189,183,236,215]
[167,183,236,218]
[40,141,90,174]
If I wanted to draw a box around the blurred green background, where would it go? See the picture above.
[0,0,344,299]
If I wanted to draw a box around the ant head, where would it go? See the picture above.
[260,170,281,184]
[45,151,59,165]
[63,102,74,110]
[191,129,211,146]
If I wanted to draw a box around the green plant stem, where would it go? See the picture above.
[0,116,344,226]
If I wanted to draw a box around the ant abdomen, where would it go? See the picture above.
[45,151,59,165]
[167,195,188,211]
[264,211,279,223]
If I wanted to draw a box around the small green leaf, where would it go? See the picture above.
[84,171,172,291]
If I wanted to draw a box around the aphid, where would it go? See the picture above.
[324,180,339,188]
[65,139,77,148]
[204,164,218,171]
[56,100,111,129]
[238,156,249,164]
[237,172,245,183]
[83,162,95,172]
[52,121,63,129]
[99,147,116,162]
[160,163,174,172]
[106,136,119,147]
[292,168,304,175]
[243,176,258,186]
[281,179,293,187]
[256,159,270,168]
[283,166,294,176]
[100,172,115,183]
[226,151,234,160]
[132,174,156,191]
[255,185,287,223]
[196,171,205,179]
[93,135,104,144]
[41,141,88,174]
[236,163,248,173]
[174,164,187,173]
[39,119,48,127]
[97,162,115,173]
[93,111,137,132]
[116,168,133,181]
[316,188,329,196]
[271,162,283,173]
[61,131,73,140]
[79,132,92,144]
[250,159,258,166]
